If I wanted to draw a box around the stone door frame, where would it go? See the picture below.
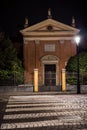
[41,55,59,86]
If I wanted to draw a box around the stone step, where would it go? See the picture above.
[39,85,61,92]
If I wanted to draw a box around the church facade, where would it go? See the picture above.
[20,12,80,88]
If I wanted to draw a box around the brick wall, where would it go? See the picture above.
[23,39,76,85]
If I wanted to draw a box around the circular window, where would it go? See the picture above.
[47,26,53,31]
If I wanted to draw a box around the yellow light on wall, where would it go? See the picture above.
[62,68,66,92]
[34,69,38,92]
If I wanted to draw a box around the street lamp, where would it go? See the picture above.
[75,36,81,94]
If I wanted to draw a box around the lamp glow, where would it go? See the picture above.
[75,36,80,45]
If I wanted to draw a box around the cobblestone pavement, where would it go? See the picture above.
[0,94,87,130]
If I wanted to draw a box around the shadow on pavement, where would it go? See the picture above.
[0,95,9,127]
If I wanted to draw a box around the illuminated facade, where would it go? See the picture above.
[20,15,79,88]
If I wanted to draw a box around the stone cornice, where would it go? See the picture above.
[24,36,75,41]
[21,31,78,36]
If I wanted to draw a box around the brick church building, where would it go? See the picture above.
[20,9,80,89]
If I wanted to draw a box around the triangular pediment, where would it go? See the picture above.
[20,18,80,36]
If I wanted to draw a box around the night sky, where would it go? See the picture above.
[0,0,87,41]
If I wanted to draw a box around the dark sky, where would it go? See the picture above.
[0,0,87,39]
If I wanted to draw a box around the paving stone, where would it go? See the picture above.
[0,94,87,130]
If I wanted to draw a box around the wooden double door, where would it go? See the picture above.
[44,64,56,86]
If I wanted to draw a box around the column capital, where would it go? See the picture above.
[62,68,66,72]
[34,68,38,71]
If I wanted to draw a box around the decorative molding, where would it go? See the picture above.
[44,44,55,52]
[60,40,64,44]
[24,39,28,44]
[35,40,40,44]
[47,25,53,31]
[24,37,74,41]
[21,31,77,36]
[62,68,66,72]
[71,39,75,43]
[34,69,38,71]
[41,55,59,64]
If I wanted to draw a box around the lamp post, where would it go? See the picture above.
[75,36,80,94]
